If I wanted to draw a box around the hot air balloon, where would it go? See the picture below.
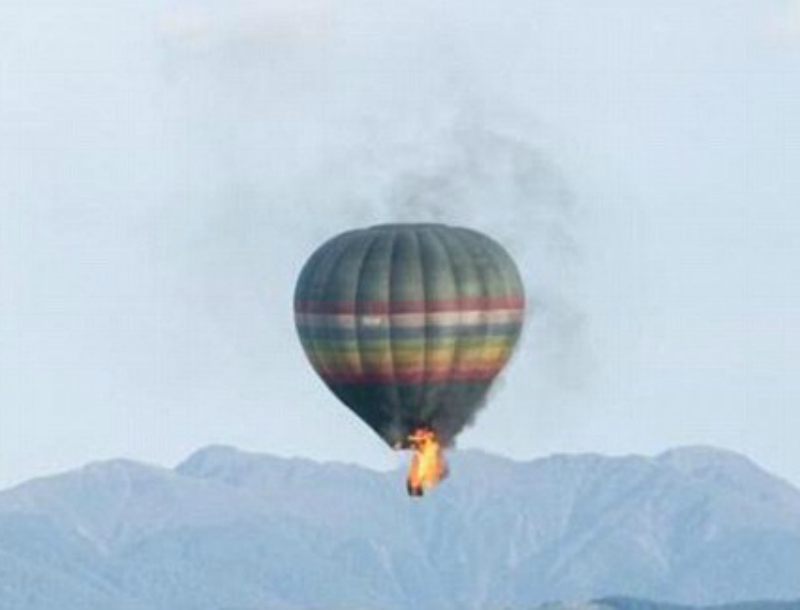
[294,223,525,495]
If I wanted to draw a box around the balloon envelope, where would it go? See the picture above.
[294,223,525,447]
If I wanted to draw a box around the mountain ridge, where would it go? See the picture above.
[0,446,799,610]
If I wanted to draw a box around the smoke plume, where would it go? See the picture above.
[156,0,586,388]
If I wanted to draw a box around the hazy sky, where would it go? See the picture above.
[1,0,799,489]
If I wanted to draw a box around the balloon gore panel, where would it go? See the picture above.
[294,224,525,447]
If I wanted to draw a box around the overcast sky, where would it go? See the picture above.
[1,0,799,489]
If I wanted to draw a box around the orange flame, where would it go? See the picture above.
[405,428,447,497]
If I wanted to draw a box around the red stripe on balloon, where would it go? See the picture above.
[318,368,503,384]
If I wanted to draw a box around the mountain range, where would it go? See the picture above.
[0,446,799,610]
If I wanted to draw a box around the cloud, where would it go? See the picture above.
[766,0,800,40]
[159,0,335,53]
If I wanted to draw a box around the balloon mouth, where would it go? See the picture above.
[389,422,451,450]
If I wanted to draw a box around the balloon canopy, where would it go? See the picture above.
[294,223,526,448]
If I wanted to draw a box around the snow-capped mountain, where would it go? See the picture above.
[0,446,798,610]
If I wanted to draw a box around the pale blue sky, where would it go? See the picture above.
[1,0,799,488]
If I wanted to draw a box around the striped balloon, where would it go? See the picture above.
[294,224,525,447]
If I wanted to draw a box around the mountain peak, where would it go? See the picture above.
[175,444,346,490]
[176,444,245,471]
[656,445,758,471]
[654,445,799,500]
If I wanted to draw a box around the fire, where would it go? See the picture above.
[405,428,447,497]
